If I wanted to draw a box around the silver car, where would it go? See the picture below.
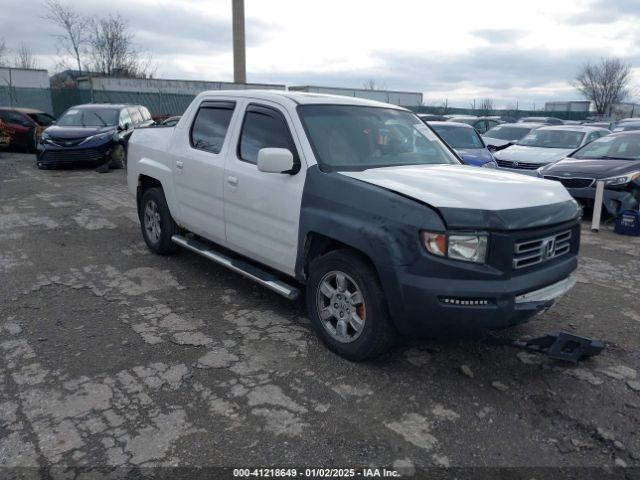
[482,122,544,148]
[494,125,611,175]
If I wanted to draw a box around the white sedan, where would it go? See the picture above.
[493,125,611,175]
[482,122,544,148]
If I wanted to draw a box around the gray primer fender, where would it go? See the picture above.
[295,166,445,325]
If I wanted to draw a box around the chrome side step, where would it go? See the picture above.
[171,235,300,301]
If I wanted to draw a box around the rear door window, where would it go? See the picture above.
[189,101,235,155]
[139,107,152,121]
[238,104,297,165]
[128,108,143,126]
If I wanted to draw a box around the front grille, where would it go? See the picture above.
[40,149,105,164]
[496,159,541,170]
[49,137,86,147]
[513,229,572,269]
[544,176,594,188]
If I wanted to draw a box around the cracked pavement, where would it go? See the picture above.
[0,152,639,476]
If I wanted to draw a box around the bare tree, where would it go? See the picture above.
[43,0,90,74]
[88,14,153,78]
[478,98,494,115]
[0,38,8,67]
[362,79,386,91]
[574,58,632,114]
[14,43,39,69]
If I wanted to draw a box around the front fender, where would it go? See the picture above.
[296,166,445,326]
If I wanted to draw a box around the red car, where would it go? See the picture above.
[0,107,56,152]
[0,120,10,149]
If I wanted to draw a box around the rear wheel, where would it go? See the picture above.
[306,249,396,361]
[139,187,179,254]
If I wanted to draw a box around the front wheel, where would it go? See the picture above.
[306,249,396,361]
[109,144,126,169]
[139,188,179,255]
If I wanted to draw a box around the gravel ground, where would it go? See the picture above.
[0,152,639,478]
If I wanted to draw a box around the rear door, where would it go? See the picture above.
[223,101,306,275]
[172,100,237,244]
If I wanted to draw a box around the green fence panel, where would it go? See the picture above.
[0,86,54,115]
[91,90,195,117]
[409,105,589,121]
[51,89,92,117]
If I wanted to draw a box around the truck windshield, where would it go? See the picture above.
[57,108,119,127]
[518,130,585,149]
[297,105,460,171]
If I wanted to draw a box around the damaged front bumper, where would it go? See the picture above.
[566,186,639,217]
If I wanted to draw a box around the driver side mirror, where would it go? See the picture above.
[257,148,295,174]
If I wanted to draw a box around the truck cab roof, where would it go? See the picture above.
[194,89,410,110]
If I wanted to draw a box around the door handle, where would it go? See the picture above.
[176,160,184,169]
[227,176,239,186]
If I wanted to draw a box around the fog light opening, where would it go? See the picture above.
[440,297,492,306]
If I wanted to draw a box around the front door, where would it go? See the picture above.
[173,100,237,244]
[223,101,306,276]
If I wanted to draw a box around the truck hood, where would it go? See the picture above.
[543,157,640,178]
[339,164,572,210]
[340,165,579,229]
[494,145,575,164]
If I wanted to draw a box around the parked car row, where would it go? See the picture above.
[421,114,639,217]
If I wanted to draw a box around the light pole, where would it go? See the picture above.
[232,0,246,83]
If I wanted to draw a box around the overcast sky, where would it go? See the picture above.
[2,0,639,107]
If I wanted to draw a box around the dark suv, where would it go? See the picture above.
[36,104,154,169]
[0,107,56,152]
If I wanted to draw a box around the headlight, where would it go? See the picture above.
[40,132,51,144]
[603,171,640,186]
[481,161,497,169]
[536,166,546,177]
[81,131,114,144]
[420,231,488,264]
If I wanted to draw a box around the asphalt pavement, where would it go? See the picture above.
[1,152,639,478]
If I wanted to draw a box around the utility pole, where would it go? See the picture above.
[232,0,246,84]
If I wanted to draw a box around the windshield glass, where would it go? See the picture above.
[28,113,55,126]
[484,125,531,141]
[518,129,585,149]
[615,124,640,132]
[448,117,476,125]
[572,135,640,160]
[297,105,460,171]
[57,108,119,127]
[430,124,484,149]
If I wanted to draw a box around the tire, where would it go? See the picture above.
[139,187,179,255]
[306,249,396,361]
[108,144,126,169]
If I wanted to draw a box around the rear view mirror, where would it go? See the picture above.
[257,148,294,174]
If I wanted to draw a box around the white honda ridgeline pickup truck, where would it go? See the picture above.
[127,91,581,360]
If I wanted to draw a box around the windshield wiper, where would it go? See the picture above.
[600,155,636,160]
[93,113,108,127]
